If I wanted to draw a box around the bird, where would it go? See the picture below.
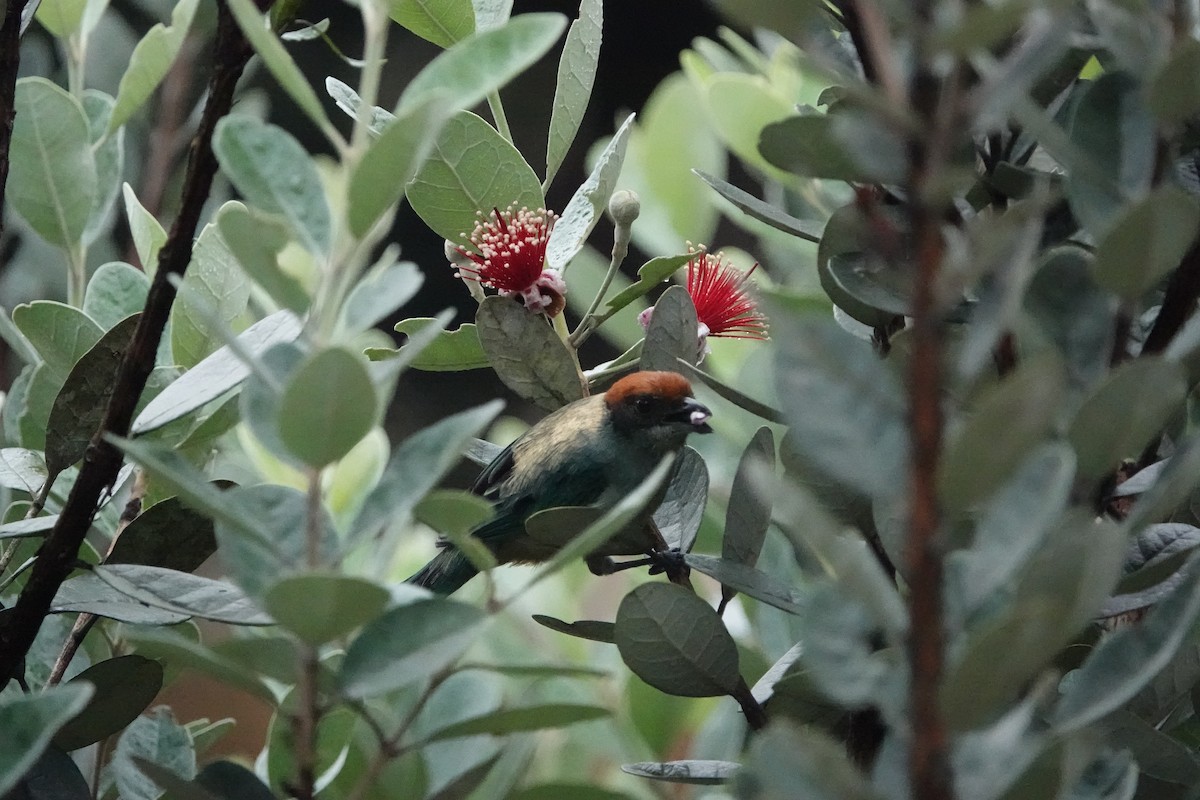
[408,370,713,594]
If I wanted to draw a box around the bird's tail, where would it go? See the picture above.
[406,548,478,595]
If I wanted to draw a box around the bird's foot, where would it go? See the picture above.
[587,549,690,581]
[646,548,689,581]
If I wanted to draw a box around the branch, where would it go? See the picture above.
[1142,238,1200,355]
[0,0,254,692]
[0,0,32,246]
[902,22,958,800]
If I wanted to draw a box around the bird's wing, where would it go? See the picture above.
[471,459,610,544]
[470,440,517,500]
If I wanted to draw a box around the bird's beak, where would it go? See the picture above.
[671,397,712,434]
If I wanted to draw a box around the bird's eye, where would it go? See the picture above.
[633,396,655,413]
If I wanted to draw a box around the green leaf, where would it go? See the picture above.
[406,110,544,243]
[816,202,906,327]
[194,761,276,800]
[0,684,94,798]
[389,318,490,371]
[212,116,332,259]
[1148,38,1200,125]
[943,511,1126,730]
[82,90,124,243]
[476,295,584,410]
[547,113,634,272]
[720,428,775,607]
[1024,246,1113,390]
[684,554,806,615]
[45,313,140,477]
[1066,73,1155,237]
[109,708,196,800]
[53,656,163,751]
[396,13,567,114]
[11,302,105,449]
[0,448,49,495]
[775,314,907,499]
[1068,356,1187,480]
[213,483,337,600]
[722,427,774,565]
[615,582,741,697]
[225,0,335,134]
[339,597,488,698]
[122,184,168,276]
[545,0,601,187]
[10,77,97,248]
[1053,551,1200,732]
[1094,185,1200,299]
[106,497,216,572]
[132,310,302,435]
[947,443,1075,623]
[324,77,397,135]
[759,112,905,183]
[84,262,150,329]
[263,573,389,645]
[94,564,272,625]
[264,705,357,796]
[6,748,91,800]
[107,0,200,134]
[33,0,87,36]
[51,573,190,625]
[124,627,273,703]
[349,97,451,237]
[639,285,699,371]
[217,202,309,314]
[692,169,822,243]
[0,514,58,539]
[428,704,608,741]
[622,760,738,786]
[531,614,615,643]
[734,722,874,800]
[939,355,1067,514]
[170,215,251,368]
[278,347,378,467]
[390,0,474,48]
[351,400,502,544]
[599,253,690,321]
[414,489,494,538]
[336,261,424,339]
[824,253,911,318]
[653,445,707,552]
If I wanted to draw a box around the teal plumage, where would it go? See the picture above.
[407,371,712,594]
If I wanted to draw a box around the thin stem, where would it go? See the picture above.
[570,224,632,348]
[487,90,512,143]
[345,667,455,800]
[47,613,97,685]
[67,244,87,308]
[288,644,321,800]
[551,312,586,393]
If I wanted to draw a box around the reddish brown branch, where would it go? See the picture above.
[904,59,956,800]
[0,0,254,693]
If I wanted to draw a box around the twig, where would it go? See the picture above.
[0,0,32,246]
[0,0,256,693]
[902,11,958,800]
[1142,239,1200,355]
[47,613,98,686]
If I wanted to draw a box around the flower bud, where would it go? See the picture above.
[607,189,641,227]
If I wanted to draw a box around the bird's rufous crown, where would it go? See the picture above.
[604,371,694,408]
